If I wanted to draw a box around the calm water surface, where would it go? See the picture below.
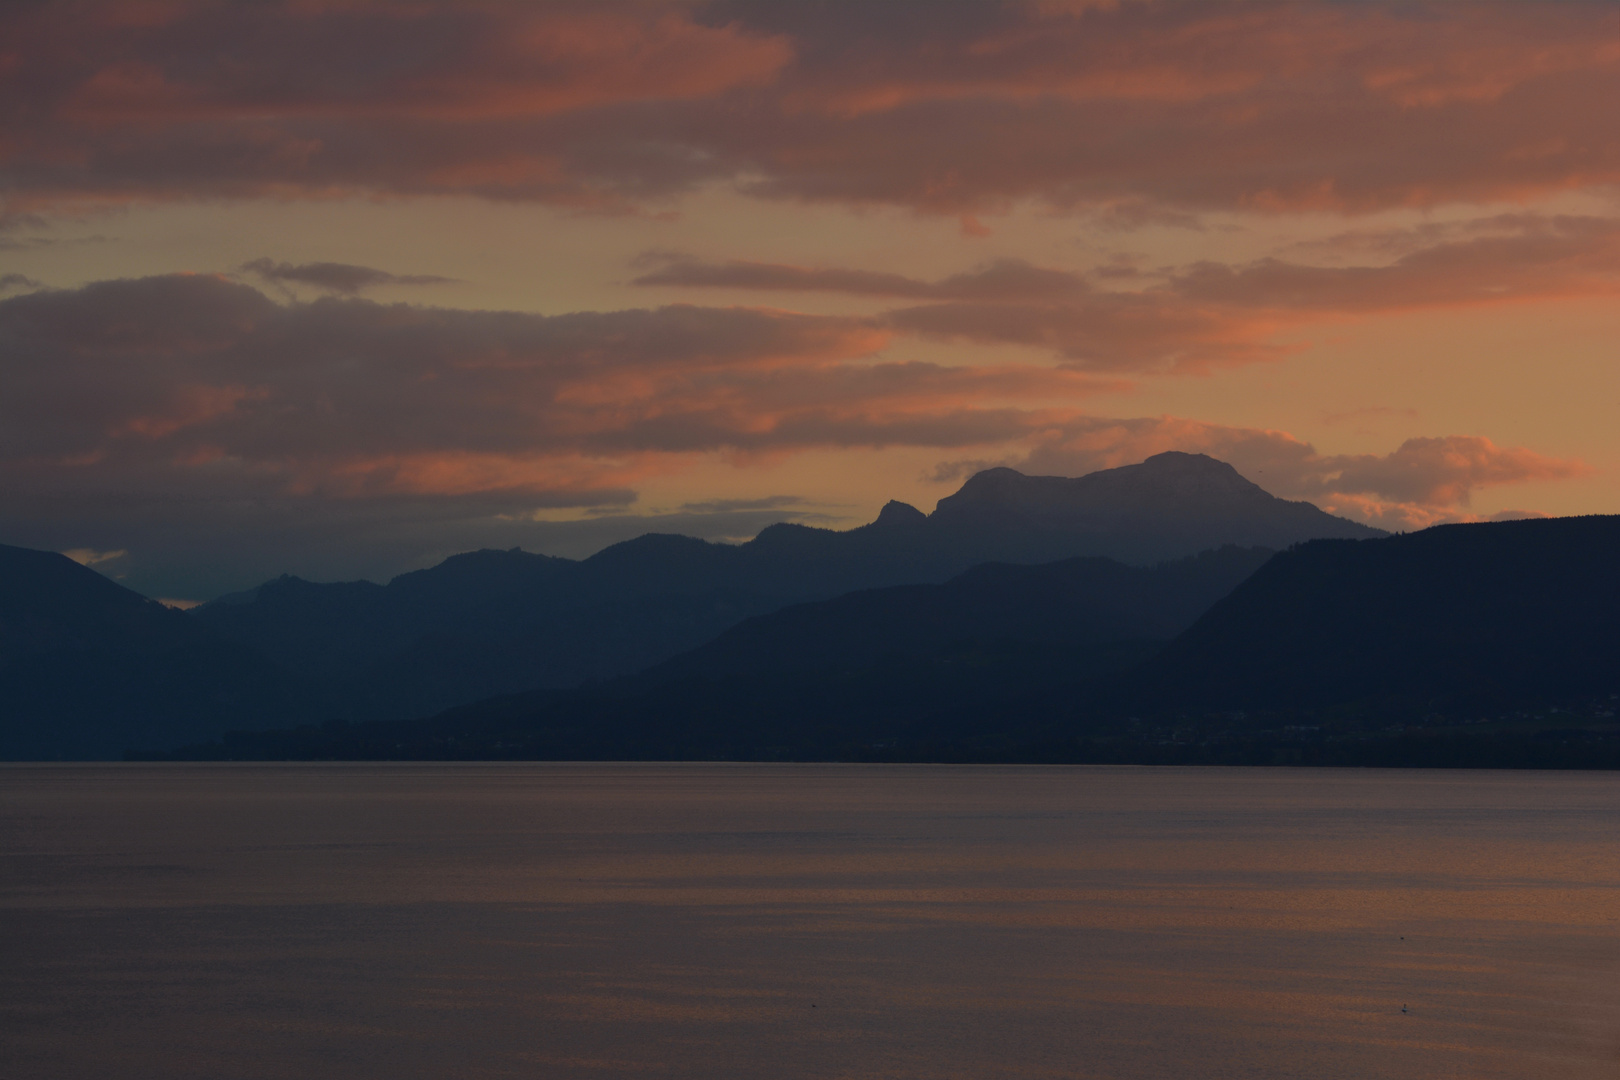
[2,764,1617,1079]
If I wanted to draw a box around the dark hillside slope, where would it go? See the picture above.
[1134,515,1620,713]
[162,548,1276,761]
[663,545,1274,681]
[197,548,577,675]
[0,544,298,759]
[195,544,772,719]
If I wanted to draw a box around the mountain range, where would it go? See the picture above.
[180,547,1275,764]
[658,545,1275,682]
[187,451,1377,726]
[172,516,1620,768]
[20,450,1557,762]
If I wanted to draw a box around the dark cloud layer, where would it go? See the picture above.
[241,258,457,295]
[0,273,42,292]
[635,257,1085,300]
[637,215,1620,372]
[2,1,1615,221]
[0,274,1112,595]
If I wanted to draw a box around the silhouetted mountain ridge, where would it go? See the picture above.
[163,514,1620,767]
[192,453,1379,722]
[0,544,297,759]
[930,453,1372,564]
[3,452,1394,758]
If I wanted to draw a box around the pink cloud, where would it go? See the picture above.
[0,271,1592,593]
[1003,416,1588,529]
[633,213,1620,373]
[0,271,1150,591]
[1323,436,1589,507]
[885,298,1289,373]
[51,5,793,124]
[1171,216,1620,313]
[0,274,1127,508]
[2,2,1616,219]
[630,256,1294,374]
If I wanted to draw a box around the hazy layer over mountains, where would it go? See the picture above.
[6,452,1389,759]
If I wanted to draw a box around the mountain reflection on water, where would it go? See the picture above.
[3,764,1617,1079]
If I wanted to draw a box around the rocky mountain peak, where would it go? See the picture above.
[873,500,926,527]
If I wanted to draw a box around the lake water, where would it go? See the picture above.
[2,764,1617,1079]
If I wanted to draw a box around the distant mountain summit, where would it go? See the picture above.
[873,499,928,527]
[928,452,1381,564]
[938,454,1272,520]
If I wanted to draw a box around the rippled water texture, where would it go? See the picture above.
[2,764,1618,1079]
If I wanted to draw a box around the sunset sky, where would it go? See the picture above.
[3,0,1618,602]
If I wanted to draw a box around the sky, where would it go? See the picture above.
[2,0,1618,603]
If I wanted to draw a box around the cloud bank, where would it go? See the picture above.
[3,1,1616,221]
[2,3,1608,596]
[638,214,1620,373]
[1,271,1585,595]
[0,273,1112,593]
